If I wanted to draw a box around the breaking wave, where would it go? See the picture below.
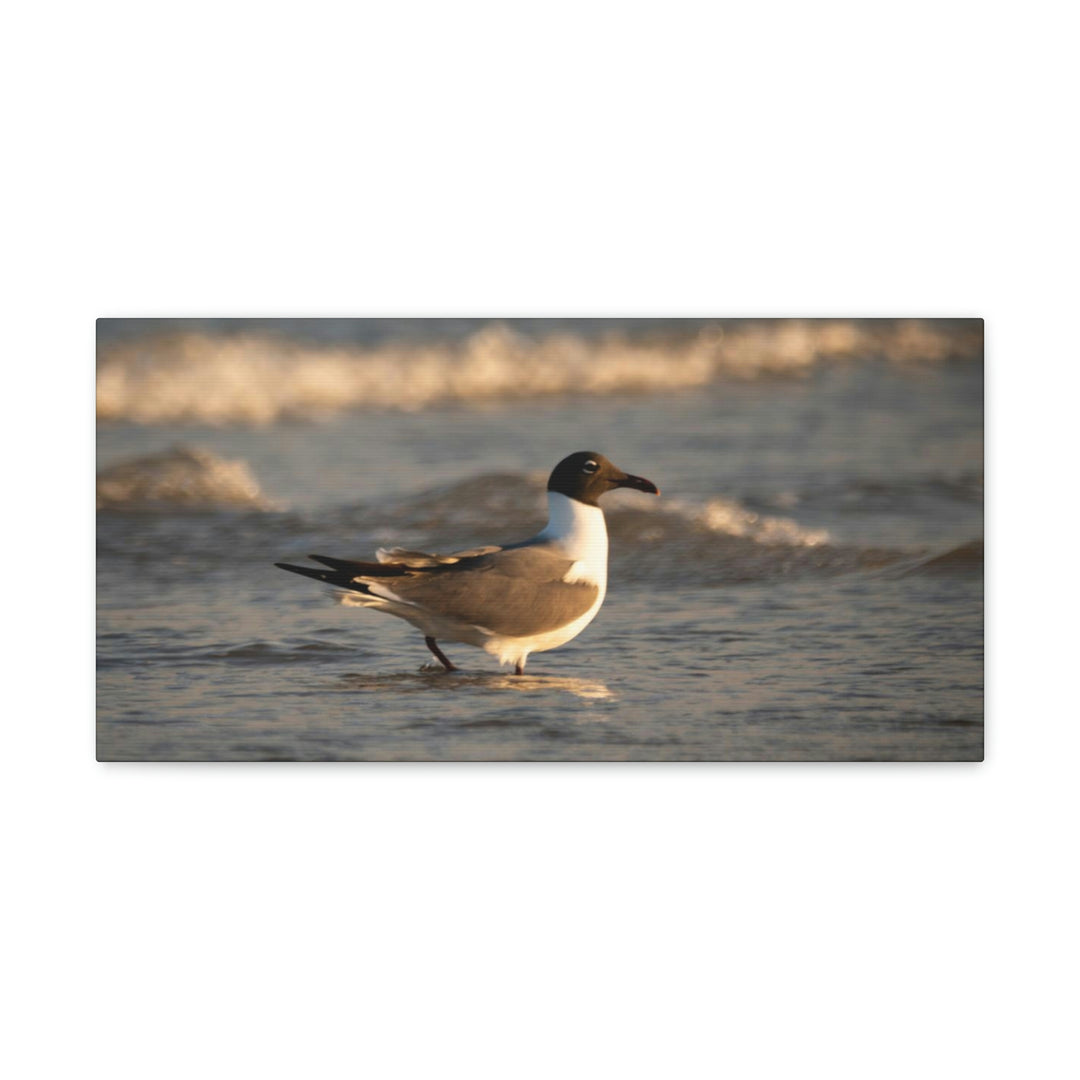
[97,453,977,585]
[96,319,983,425]
[96,445,276,510]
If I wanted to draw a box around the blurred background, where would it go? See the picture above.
[97,318,983,760]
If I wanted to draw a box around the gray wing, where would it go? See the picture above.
[382,545,599,637]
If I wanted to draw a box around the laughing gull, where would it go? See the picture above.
[275,451,659,674]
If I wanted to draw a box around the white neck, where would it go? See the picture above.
[537,491,608,566]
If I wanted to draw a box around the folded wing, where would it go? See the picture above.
[277,544,599,637]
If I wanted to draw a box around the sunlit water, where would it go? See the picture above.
[97,334,983,761]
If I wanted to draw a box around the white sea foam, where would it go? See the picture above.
[96,320,982,425]
[605,490,830,547]
[694,497,830,546]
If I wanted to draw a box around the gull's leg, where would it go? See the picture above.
[424,636,457,672]
[514,661,524,676]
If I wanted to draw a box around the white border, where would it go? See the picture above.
[6,3,1076,1078]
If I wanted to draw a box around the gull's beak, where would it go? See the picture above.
[614,472,660,496]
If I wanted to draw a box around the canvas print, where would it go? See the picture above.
[96,318,984,761]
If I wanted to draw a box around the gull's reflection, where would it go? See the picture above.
[338,669,616,702]
[484,674,616,701]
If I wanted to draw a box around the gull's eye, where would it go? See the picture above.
[582,460,599,474]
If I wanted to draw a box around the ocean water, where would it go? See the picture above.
[96,319,983,761]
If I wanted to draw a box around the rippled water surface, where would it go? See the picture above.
[97,321,983,760]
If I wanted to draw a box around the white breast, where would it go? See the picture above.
[535,491,609,588]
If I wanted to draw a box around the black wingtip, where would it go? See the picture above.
[275,561,375,596]
[275,561,330,582]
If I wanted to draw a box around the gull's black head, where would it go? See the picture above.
[547,451,660,507]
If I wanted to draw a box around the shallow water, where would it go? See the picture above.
[97,322,983,761]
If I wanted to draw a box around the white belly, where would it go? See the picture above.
[481,579,607,668]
